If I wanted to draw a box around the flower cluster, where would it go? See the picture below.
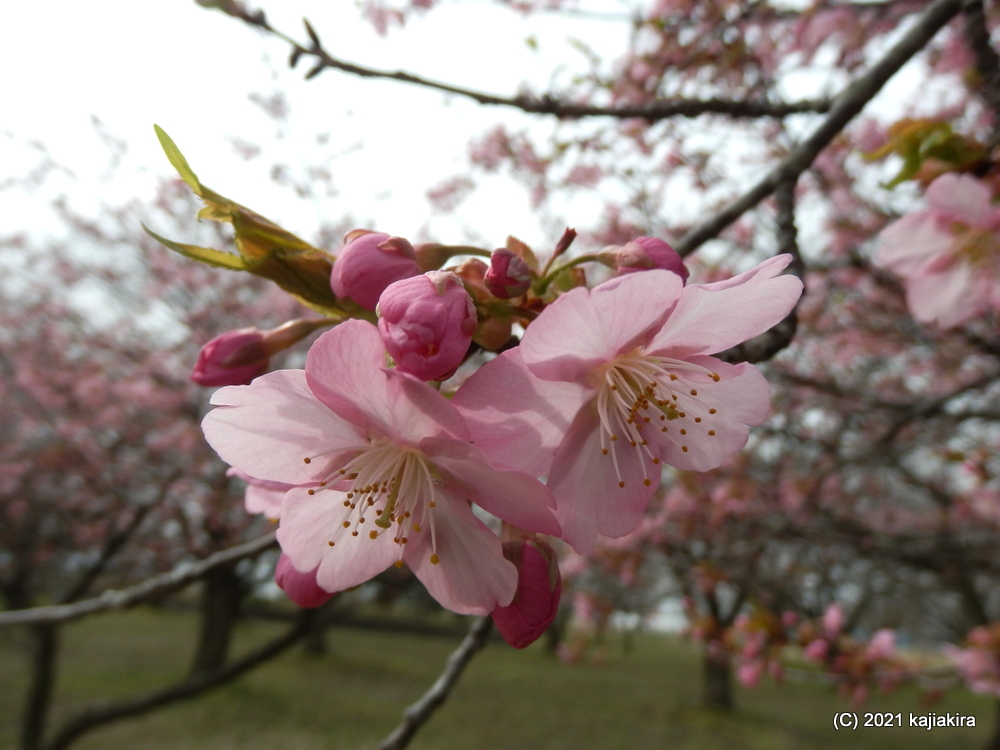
[191,225,801,643]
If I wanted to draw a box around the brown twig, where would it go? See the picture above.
[376,616,493,750]
[217,6,831,121]
[674,0,964,257]
[0,533,278,628]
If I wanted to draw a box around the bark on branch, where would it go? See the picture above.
[220,6,831,121]
[376,616,493,750]
[675,0,965,257]
[0,534,278,628]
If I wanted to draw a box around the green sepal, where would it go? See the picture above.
[142,225,247,270]
[151,125,342,313]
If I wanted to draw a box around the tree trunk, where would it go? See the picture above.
[19,623,59,750]
[985,699,1000,750]
[189,563,242,677]
[702,647,734,711]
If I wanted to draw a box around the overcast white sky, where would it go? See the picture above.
[0,1,638,252]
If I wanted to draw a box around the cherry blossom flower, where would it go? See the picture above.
[455,256,802,552]
[874,173,1000,328]
[202,320,558,615]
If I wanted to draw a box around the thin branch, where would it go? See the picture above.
[41,609,314,750]
[0,534,278,628]
[220,6,831,121]
[674,0,964,257]
[962,0,1000,144]
[376,616,493,750]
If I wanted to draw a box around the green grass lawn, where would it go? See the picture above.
[0,608,994,749]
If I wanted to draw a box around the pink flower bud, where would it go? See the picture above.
[191,320,331,388]
[330,229,421,310]
[491,537,561,649]
[274,553,334,609]
[377,271,477,381]
[484,248,532,298]
[603,236,689,283]
[191,328,270,386]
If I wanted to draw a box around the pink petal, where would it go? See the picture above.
[647,255,802,358]
[245,484,286,519]
[926,173,996,226]
[277,486,398,592]
[203,370,366,485]
[874,212,953,277]
[305,320,395,435]
[406,491,518,615]
[420,437,560,536]
[306,321,468,444]
[521,270,681,382]
[905,264,981,328]
[547,408,658,554]
[644,358,769,472]
[452,348,589,477]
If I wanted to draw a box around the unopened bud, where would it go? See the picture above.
[377,271,477,381]
[485,248,532,298]
[274,553,334,609]
[600,236,689,283]
[331,230,421,310]
[491,536,561,649]
[191,328,270,386]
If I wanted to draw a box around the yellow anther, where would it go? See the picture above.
[308,489,316,495]
[303,457,312,464]
[618,481,625,488]
[395,560,404,568]
[369,530,378,539]
[328,540,335,546]
[430,554,440,565]
[708,430,716,436]
[643,478,652,487]
[681,446,688,452]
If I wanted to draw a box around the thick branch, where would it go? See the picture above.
[376,616,493,750]
[41,610,313,750]
[223,7,830,121]
[675,0,964,256]
[0,534,277,628]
